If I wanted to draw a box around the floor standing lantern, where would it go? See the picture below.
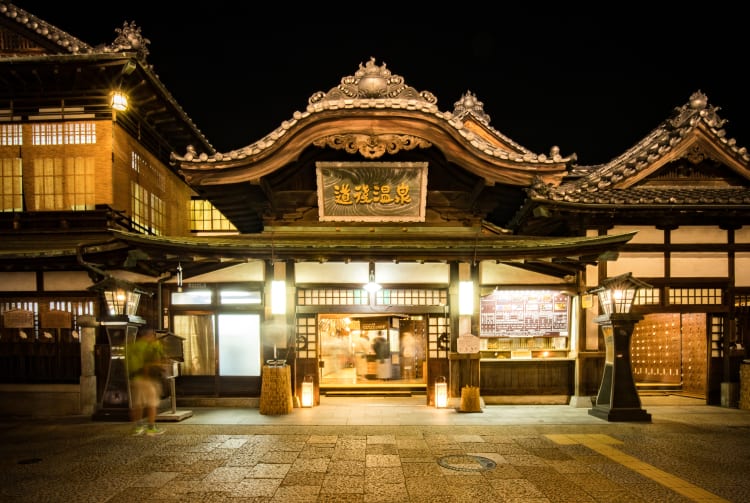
[301,375,315,408]
[435,376,448,408]
[588,272,652,422]
[89,276,151,421]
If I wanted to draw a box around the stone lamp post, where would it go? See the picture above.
[89,276,151,421]
[588,272,652,422]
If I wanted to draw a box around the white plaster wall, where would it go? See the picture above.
[734,253,750,286]
[294,261,450,285]
[606,253,664,278]
[182,261,265,283]
[0,272,36,291]
[606,225,663,244]
[44,271,95,291]
[735,228,750,244]
[479,261,566,285]
[670,252,728,277]
[671,226,727,244]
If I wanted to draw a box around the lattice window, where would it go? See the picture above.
[31,123,63,145]
[131,151,147,174]
[65,157,95,210]
[376,288,448,306]
[668,287,723,305]
[427,315,450,360]
[63,122,96,144]
[131,181,148,231]
[30,157,95,210]
[31,122,96,145]
[131,152,165,192]
[190,199,237,232]
[735,294,750,308]
[150,192,165,236]
[295,315,318,359]
[297,288,369,306]
[634,287,660,306]
[0,157,23,212]
[710,314,724,358]
[0,123,22,146]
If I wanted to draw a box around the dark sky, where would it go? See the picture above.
[17,2,749,165]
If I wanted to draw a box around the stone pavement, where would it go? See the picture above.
[1,394,749,502]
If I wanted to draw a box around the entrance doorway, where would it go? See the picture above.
[317,315,427,388]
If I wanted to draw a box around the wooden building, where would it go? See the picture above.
[0,3,746,416]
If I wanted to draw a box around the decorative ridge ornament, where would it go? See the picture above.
[452,91,491,126]
[309,57,438,105]
[103,21,151,61]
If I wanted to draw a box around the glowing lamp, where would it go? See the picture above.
[435,376,448,408]
[301,375,314,408]
[363,261,381,293]
[111,90,128,111]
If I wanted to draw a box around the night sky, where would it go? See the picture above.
[15,2,749,166]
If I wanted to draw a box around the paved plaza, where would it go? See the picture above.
[1,394,749,502]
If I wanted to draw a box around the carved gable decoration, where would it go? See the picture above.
[312,133,431,159]
[0,26,48,56]
[640,154,748,188]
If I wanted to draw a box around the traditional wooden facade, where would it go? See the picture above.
[511,92,750,405]
[0,3,747,416]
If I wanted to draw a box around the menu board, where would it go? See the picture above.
[479,290,570,338]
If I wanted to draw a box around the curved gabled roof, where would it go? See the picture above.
[172,57,576,188]
[527,91,750,205]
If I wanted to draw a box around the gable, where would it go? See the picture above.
[0,25,50,56]
[638,151,749,188]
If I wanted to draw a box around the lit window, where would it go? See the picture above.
[0,158,23,211]
[190,199,237,232]
[171,289,213,305]
[220,289,262,305]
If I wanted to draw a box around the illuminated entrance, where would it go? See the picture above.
[318,315,427,387]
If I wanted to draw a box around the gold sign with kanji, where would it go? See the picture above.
[316,161,427,222]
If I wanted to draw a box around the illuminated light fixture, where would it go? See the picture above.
[591,272,651,315]
[89,276,149,319]
[271,280,286,315]
[458,280,474,315]
[176,263,183,293]
[364,261,381,293]
[301,375,314,407]
[435,376,448,408]
[587,272,653,422]
[111,90,128,111]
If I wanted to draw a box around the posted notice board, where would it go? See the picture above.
[479,290,570,338]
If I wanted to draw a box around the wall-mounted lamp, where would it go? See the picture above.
[111,90,128,112]
[271,280,286,315]
[458,281,474,315]
[364,261,381,293]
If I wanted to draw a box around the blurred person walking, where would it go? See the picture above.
[127,326,166,436]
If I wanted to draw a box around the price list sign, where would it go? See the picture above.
[479,290,570,337]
